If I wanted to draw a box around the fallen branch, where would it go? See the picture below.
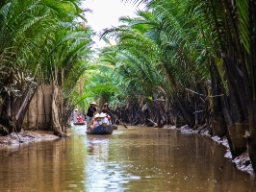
[185,88,224,98]
[131,119,138,125]
[198,124,208,134]
[147,119,158,127]
[185,88,206,97]
[22,134,35,138]
[193,110,204,114]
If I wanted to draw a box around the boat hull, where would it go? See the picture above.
[86,125,113,134]
[73,121,86,125]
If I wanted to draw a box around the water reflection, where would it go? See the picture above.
[0,126,255,192]
[86,135,125,191]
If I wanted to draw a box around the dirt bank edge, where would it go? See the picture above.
[0,130,60,147]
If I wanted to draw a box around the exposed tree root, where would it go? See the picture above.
[198,124,208,134]
[0,124,9,136]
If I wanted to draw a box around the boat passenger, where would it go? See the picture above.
[77,116,84,122]
[101,103,110,114]
[86,102,97,125]
[106,114,112,125]
[73,109,78,123]
[99,112,109,126]
[88,113,101,130]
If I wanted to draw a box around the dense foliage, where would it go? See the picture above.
[1,0,256,174]
[78,0,256,173]
[0,0,94,135]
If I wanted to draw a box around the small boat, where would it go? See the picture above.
[73,121,86,125]
[86,125,113,134]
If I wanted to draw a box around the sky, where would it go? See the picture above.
[81,0,145,48]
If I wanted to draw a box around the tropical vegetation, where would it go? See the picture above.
[0,0,94,136]
[1,0,256,174]
[78,0,256,173]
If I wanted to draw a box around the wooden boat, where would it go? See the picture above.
[73,121,86,125]
[86,124,113,135]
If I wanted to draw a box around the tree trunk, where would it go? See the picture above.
[51,83,66,137]
[221,56,247,157]
[210,61,227,137]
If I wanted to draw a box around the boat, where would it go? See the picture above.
[86,124,113,134]
[73,121,86,125]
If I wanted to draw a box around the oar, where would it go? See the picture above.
[108,110,128,129]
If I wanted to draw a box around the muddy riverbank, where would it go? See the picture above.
[0,130,60,147]
[163,124,254,176]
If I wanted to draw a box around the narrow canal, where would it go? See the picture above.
[0,126,255,192]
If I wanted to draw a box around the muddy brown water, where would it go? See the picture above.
[0,126,256,192]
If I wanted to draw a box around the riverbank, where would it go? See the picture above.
[163,124,254,176]
[0,130,60,147]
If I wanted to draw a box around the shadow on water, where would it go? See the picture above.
[0,125,256,192]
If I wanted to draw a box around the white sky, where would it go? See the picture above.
[81,0,145,48]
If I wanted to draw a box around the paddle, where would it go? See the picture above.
[107,110,128,129]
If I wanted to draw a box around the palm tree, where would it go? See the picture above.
[121,0,256,172]
[0,0,94,136]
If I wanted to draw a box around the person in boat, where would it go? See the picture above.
[99,112,110,126]
[88,113,101,130]
[106,114,112,125]
[86,102,97,125]
[73,109,78,123]
[77,116,84,122]
[101,103,110,114]
[101,103,113,123]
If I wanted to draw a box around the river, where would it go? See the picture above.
[0,126,255,192]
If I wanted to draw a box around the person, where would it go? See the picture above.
[73,109,78,123]
[99,112,109,126]
[77,115,84,122]
[86,102,97,126]
[88,113,101,130]
[101,103,113,124]
[101,103,110,114]
[106,114,112,125]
